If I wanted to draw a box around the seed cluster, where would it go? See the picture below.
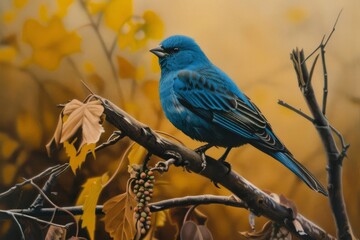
[132,169,155,236]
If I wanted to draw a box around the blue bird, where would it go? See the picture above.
[150,35,327,196]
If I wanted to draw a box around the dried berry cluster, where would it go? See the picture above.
[132,168,155,236]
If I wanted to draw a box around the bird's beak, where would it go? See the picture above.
[150,46,168,58]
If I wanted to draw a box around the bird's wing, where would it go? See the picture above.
[174,69,285,151]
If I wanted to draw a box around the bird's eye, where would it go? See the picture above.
[167,47,179,54]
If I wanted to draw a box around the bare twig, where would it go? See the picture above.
[78,0,124,105]
[0,210,69,229]
[0,164,68,199]
[30,164,70,209]
[278,100,314,123]
[9,213,25,240]
[29,181,79,237]
[291,48,355,239]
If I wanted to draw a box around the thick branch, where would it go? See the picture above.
[291,49,355,239]
[94,96,334,240]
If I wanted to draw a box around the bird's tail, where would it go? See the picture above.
[272,151,328,196]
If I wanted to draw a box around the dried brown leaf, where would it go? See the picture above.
[180,221,200,240]
[103,192,137,240]
[180,221,214,240]
[45,225,66,240]
[239,221,292,240]
[60,99,104,149]
[46,113,63,156]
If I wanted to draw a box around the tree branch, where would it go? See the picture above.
[0,195,245,218]
[92,95,335,239]
[290,49,355,239]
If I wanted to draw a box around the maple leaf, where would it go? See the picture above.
[103,191,137,240]
[60,99,104,148]
[76,174,109,240]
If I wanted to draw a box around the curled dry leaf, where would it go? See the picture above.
[103,191,137,240]
[169,207,213,240]
[46,99,104,156]
[61,99,104,148]
[264,191,298,218]
[45,225,66,240]
[180,221,214,240]
[239,221,292,240]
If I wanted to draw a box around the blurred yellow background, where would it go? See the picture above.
[0,0,359,239]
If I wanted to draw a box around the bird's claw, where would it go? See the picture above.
[199,151,207,173]
[220,160,232,175]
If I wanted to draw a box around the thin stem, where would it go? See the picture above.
[9,213,25,240]
[78,0,124,106]
[102,140,134,188]
[277,100,314,123]
[0,164,67,199]
[29,181,79,237]
[0,210,69,229]
[321,43,329,115]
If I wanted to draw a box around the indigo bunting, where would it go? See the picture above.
[150,35,327,196]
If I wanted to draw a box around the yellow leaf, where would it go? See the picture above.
[56,0,74,18]
[104,0,133,31]
[155,210,167,227]
[0,46,17,63]
[117,10,164,51]
[16,112,42,149]
[22,17,82,70]
[13,0,28,9]
[1,163,17,186]
[85,0,107,15]
[0,133,19,159]
[128,143,148,165]
[103,191,137,240]
[61,99,104,149]
[142,10,164,40]
[1,10,16,24]
[117,55,136,79]
[64,140,96,173]
[286,7,307,24]
[76,174,109,240]
[39,4,49,22]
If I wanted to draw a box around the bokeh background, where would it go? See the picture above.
[0,0,359,239]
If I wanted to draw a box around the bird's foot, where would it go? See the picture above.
[219,159,232,175]
[194,143,213,154]
[218,147,232,174]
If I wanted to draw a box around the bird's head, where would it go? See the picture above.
[150,35,209,73]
